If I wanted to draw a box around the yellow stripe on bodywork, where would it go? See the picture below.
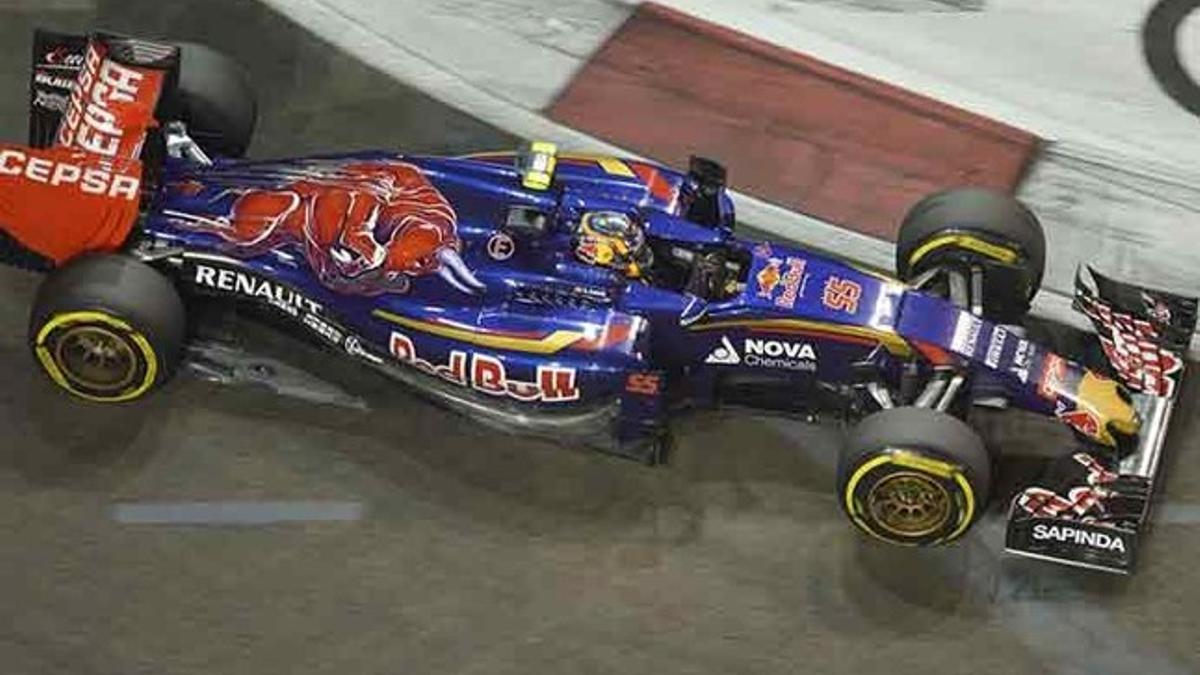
[460,150,636,178]
[34,311,158,403]
[843,450,976,545]
[689,318,912,357]
[909,234,1019,268]
[374,310,585,355]
[557,152,636,178]
[458,150,510,160]
[594,157,635,177]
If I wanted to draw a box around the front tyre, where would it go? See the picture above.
[838,407,990,546]
[896,187,1045,324]
[29,255,185,403]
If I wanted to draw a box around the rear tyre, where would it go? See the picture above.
[175,43,257,157]
[896,187,1045,323]
[838,407,990,546]
[29,255,185,403]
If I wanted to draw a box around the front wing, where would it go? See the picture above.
[1005,270,1196,573]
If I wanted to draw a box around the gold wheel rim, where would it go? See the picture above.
[866,471,952,538]
[53,324,139,393]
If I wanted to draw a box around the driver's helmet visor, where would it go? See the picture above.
[580,211,642,249]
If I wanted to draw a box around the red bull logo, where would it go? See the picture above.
[389,332,580,403]
[756,258,783,299]
[755,256,808,309]
[775,257,807,309]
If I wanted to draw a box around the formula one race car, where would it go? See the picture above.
[2,31,1195,573]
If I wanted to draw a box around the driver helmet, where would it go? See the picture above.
[574,211,651,278]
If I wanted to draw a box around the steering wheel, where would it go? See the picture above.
[683,250,728,299]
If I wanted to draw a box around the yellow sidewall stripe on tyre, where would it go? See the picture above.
[908,234,1019,268]
[843,450,976,545]
[34,311,158,403]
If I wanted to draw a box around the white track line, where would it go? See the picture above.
[113,500,365,524]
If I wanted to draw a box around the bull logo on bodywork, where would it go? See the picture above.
[165,159,484,296]
[755,257,783,299]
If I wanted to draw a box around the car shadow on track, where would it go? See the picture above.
[0,347,164,485]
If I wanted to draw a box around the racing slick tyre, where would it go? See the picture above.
[176,43,257,158]
[838,406,990,547]
[896,187,1045,324]
[28,255,186,403]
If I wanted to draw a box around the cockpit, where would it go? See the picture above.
[508,141,751,301]
[564,208,748,300]
[572,211,653,278]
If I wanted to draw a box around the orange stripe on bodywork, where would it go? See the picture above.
[912,341,955,366]
[374,310,585,354]
[629,162,680,205]
[374,310,635,356]
[574,320,635,351]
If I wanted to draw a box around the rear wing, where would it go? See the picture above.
[29,30,179,153]
[1005,269,1197,573]
[28,30,88,149]
[0,31,178,269]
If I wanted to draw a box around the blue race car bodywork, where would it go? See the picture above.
[5,30,1194,574]
[142,149,1131,463]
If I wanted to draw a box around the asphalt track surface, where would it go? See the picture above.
[0,2,1199,674]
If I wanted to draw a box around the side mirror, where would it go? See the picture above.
[685,155,731,229]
